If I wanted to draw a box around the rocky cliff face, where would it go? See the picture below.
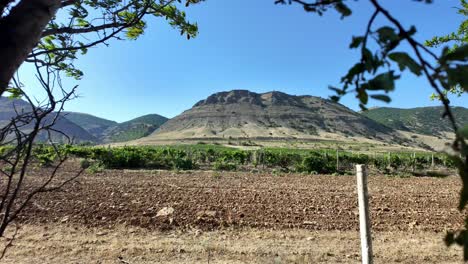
[144,90,401,142]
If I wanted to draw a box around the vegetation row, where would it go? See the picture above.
[2,144,455,175]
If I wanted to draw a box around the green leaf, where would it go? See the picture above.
[341,62,365,83]
[447,65,468,91]
[445,232,455,246]
[459,124,468,140]
[407,25,417,36]
[388,52,422,76]
[370,94,392,103]
[5,87,23,99]
[377,26,399,43]
[350,36,364,49]
[334,2,352,19]
[367,71,397,91]
[359,103,368,111]
[443,44,468,62]
[329,86,345,95]
[330,95,340,102]
[363,48,375,73]
[461,185,468,211]
[357,89,368,104]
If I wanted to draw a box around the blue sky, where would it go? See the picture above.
[20,0,468,122]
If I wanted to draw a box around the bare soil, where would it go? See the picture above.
[3,164,467,263]
[18,167,464,232]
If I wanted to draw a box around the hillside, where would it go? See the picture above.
[1,98,168,144]
[135,90,406,145]
[102,114,168,142]
[63,112,117,139]
[0,97,96,143]
[362,106,468,136]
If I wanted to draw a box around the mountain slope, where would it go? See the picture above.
[102,114,168,142]
[63,112,117,139]
[0,97,96,143]
[137,90,405,144]
[362,106,468,136]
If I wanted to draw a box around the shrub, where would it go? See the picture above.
[213,161,237,171]
[296,153,335,174]
[87,161,105,174]
[172,157,196,170]
[80,159,91,169]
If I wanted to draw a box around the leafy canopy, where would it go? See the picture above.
[425,0,468,99]
[25,0,202,83]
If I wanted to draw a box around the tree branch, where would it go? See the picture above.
[41,22,126,37]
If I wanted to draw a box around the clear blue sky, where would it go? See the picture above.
[20,0,468,122]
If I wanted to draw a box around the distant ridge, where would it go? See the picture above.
[63,112,117,139]
[102,114,168,142]
[0,97,96,143]
[0,97,168,143]
[363,106,468,136]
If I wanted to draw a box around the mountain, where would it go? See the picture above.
[63,112,117,139]
[362,106,468,136]
[0,97,96,143]
[135,90,406,144]
[101,114,168,142]
[0,98,168,144]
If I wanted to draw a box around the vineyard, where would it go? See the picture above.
[4,144,455,176]
[0,144,463,262]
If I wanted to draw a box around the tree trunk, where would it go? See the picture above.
[0,0,61,95]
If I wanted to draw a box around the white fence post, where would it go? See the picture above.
[356,164,373,264]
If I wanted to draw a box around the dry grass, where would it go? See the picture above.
[0,224,463,263]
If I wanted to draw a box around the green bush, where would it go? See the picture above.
[296,152,335,174]
[24,144,454,174]
[87,161,105,174]
[80,159,91,169]
[213,161,237,171]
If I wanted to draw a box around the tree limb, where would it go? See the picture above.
[41,22,127,37]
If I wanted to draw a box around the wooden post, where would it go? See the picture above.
[431,153,434,168]
[356,165,373,264]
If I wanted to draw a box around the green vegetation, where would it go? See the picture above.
[425,0,468,100]
[63,112,117,138]
[0,98,169,144]
[28,144,455,175]
[363,106,468,135]
[106,114,168,142]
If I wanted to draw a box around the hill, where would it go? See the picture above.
[0,97,96,143]
[135,90,407,145]
[63,112,117,139]
[362,106,468,136]
[1,98,168,144]
[102,114,168,142]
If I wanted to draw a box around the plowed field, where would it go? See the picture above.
[4,165,466,263]
[18,167,464,232]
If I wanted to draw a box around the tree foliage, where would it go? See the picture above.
[28,0,200,82]
[425,0,468,99]
[0,0,202,95]
[276,0,468,259]
[425,0,468,49]
[0,0,202,255]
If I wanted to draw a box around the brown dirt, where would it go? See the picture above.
[3,164,467,263]
[17,165,465,232]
